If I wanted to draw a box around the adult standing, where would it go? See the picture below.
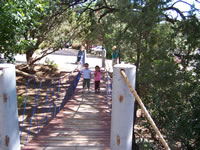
[77,46,84,64]
[112,46,119,66]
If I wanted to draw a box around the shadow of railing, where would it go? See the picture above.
[18,71,81,146]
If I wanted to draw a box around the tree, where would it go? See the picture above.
[87,0,200,149]
[0,0,92,66]
[0,1,19,61]
[1,0,200,148]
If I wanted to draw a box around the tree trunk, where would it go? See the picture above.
[26,50,34,66]
[26,38,42,67]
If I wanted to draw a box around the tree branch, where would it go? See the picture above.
[163,6,186,20]
[103,0,108,8]
[30,48,60,65]
[171,0,193,8]
[98,8,117,22]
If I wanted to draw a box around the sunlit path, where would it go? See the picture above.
[21,73,111,150]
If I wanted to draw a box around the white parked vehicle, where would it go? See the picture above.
[91,46,105,51]
[91,46,106,57]
[0,54,6,63]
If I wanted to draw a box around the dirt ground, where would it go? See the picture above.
[16,64,75,146]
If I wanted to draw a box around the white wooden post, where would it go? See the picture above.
[110,64,136,150]
[0,64,21,150]
[102,49,106,68]
[83,49,87,65]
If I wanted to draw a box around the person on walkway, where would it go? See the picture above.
[77,46,84,64]
[66,42,70,48]
[94,65,101,93]
[81,63,91,93]
[112,46,119,66]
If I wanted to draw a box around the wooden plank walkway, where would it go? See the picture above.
[21,76,111,150]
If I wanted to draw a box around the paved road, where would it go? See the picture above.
[15,48,112,72]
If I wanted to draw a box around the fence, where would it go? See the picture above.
[18,70,81,146]
[110,64,170,150]
[106,71,112,109]
[0,64,21,150]
[105,59,112,109]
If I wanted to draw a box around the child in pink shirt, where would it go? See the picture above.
[94,65,101,93]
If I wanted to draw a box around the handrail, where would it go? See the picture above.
[106,72,112,109]
[120,69,170,150]
[19,65,81,146]
[16,62,81,81]
[16,68,69,81]
[105,60,112,109]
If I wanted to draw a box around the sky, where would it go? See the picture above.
[169,0,200,18]
[174,0,200,11]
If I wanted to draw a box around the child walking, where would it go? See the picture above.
[94,65,101,93]
[81,63,91,93]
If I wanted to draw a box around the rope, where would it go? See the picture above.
[58,77,66,112]
[53,79,61,118]
[25,80,42,145]
[46,80,56,125]
[19,67,81,146]
[120,69,170,150]
[65,74,71,103]
[105,60,112,109]
[61,74,69,108]
[106,72,112,109]
[69,75,73,97]
[20,77,30,140]
[37,80,52,134]
[16,68,69,81]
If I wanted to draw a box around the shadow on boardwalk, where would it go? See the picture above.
[22,74,111,150]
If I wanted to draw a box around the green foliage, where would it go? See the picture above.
[1,0,200,148]
[138,22,200,149]
[0,0,84,64]
[17,96,24,108]
[136,138,157,150]
[44,57,58,68]
[92,1,200,149]
[17,95,31,108]
[0,1,17,60]
[0,0,50,61]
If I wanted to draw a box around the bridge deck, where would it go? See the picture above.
[22,77,111,150]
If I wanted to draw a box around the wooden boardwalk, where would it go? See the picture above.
[22,77,111,150]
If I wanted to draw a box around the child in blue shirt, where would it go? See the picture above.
[81,63,91,93]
